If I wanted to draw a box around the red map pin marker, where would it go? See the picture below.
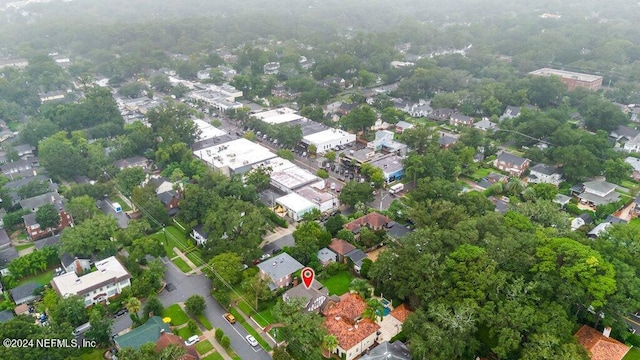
[301,267,315,289]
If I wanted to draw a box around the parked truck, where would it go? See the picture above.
[389,183,404,194]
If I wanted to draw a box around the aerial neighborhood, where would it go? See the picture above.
[1,1,640,360]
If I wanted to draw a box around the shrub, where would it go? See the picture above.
[220,335,231,349]
[215,328,224,342]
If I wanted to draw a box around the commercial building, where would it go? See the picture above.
[269,165,324,194]
[296,186,338,213]
[303,129,356,153]
[194,138,277,176]
[51,256,131,307]
[252,107,303,125]
[367,131,408,156]
[369,154,405,183]
[275,193,318,221]
[529,68,603,91]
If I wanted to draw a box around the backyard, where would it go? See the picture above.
[322,270,355,296]
[623,347,640,360]
[164,304,189,326]
[16,268,55,287]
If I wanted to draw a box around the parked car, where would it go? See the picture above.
[113,308,128,318]
[245,335,259,347]
[259,253,271,261]
[224,313,236,324]
[185,335,200,346]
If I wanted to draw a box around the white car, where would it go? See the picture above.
[245,335,259,347]
[185,335,200,346]
[259,253,271,261]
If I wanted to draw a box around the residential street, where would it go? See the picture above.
[158,258,273,360]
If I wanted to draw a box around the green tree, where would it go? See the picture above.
[339,181,375,207]
[242,274,273,309]
[207,252,244,289]
[244,166,271,192]
[67,195,98,224]
[185,295,206,317]
[220,335,231,349]
[49,295,88,328]
[316,169,329,179]
[159,344,187,360]
[273,297,326,360]
[116,167,146,196]
[35,203,60,235]
[60,214,119,257]
[125,297,142,323]
[324,214,345,236]
[604,158,633,184]
[276,149,295,161]
[85,306,113,346]
[321,334,339,358]
[143,295,164,319]
[342,105,377,134]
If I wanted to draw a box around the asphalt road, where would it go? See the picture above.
[158,258,272,360]
[626,314,640,335]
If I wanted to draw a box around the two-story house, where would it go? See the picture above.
[450,113,474,127]
[575,180,620,207]
[256,253,303,290]
[50,256,132,307]
[493,152,530,177]
[190,225,209,246]
[20,192,73,240]
[323,293,381,360]
[431,108,454,120]
[528,163,564,186]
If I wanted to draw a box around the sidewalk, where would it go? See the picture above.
[232,303,276,348]
[173,247,199,271]
[177,303,233,360]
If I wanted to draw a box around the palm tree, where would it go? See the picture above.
[159,344,187,360]
[125,297,142,323]
[362,298,385,323]
[505,178,524,195]
[321,334,339,358]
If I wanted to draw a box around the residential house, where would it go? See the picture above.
[1,158,39,179]
[386,221,412,240]
[321,77,346,89]
[147,176,177,195]
[329,238,357,263]
[554,194,572,207]
[394,121,414,134]
[263,62,280,75]
[0,247,18,276]
[630,106,640,123]
[191,225,209,246]
[157,191,180,217]
[450,113,474,127]
[338,102,358,116]
[623,134,640,153]
[574,325,630,360]
[59,253,92,274]
[317,247,337,267]
[323,293,380,360]
[571,213,593,231]
[610,125,640,144]
[430,108,454,120]
[114,156,150,171]
[493,152,530,176]
[488,196,509,214]
[282,279,329,313]
[20,192,73,240]
[0,310,14,323]
[587,223,613,239]
[407,102,432,118]
[528,163,563,186]
[576,180,620,207]
[155,331,200,360]
[115,316,171,350]
[50,256,132,307]
[12,144,35,158]
[359,341,412,360]
[0,229,9,251]
[34,234,61,250]
[10,282,39,305]
[344,212,391,233]
[257,253,304,290]
[500,106,521,121]
[346,248,367,273]
[437,133,458,149]
[473,118,497,131]
[625,157,640,181]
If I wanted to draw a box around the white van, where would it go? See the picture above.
[389,183,404,194]
[72,322,91,337]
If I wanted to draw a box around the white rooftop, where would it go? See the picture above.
[253,107,303,124]
[194,138,277,172]
[303,129,355,145]
[271,166,321,191]
[51,256,131,297]
[254,157,297,173]
[193,119,227,141]
[276,192,318,213]
[529,68,603,82]
[296,186,335,204]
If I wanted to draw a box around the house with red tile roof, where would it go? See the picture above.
[574,325,630,360]
[390,304,411,323]
[323,293,380,360]
[329,238,357,263]
[155,331,199,360]
[344,212,391,233]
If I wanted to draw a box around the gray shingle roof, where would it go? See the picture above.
[530,163,561,176]
[0,309,14,323]
[257,252,303,282]
[496,152,528,167]
[317,248,336,263]
[583,180,616,194]
[19,192,63,211]
[0,247,18,269]
[345,249,367,267]
[0,229,9,249]
[10,282,39,304]
[360,341,412,360]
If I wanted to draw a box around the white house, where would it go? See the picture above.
[296,186,338,213]
[263,62,280,75]
[191,225,209,246]
[50,256,131,307]
[528,163,563,186]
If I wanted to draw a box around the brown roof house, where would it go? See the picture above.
[344,212,391,233]
[574,325,630,360]
[329,238,357,263]
[492,152,530,177]
[155,331,200,360]
[323,293,380,360]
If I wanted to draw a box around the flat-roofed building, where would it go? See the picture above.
[51,256,131,307]
[270,166,324,193]
[194,138,277,177]
[275,193,318,221]
[529,68,603,91]
[296,186,338,213]
[252,107,304,125]
[369,154,405,183]
[303,129,356,153]
[193,119,227,142]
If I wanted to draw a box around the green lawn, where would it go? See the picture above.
[16,268,55,287]
[164,304,190,326]
[623,347,640,360]
[16,232,28,240]
[67,348,106,360]
[196,340,214,355]
[253,306,275,328]
[15,243,34,251]
[629,218,640,229]
[469,167,493,181]
[322,270,355,296]
[116,196,132,211]
[229,307,272,351]
[196,314,213,330]
[184,248,204,267]
[202,352,225,360]
[176,325,202,340]
[172,257,193,273]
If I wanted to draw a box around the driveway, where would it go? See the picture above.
[97,198,130,229]
[261,233,295,255]
[159,259,272,360]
